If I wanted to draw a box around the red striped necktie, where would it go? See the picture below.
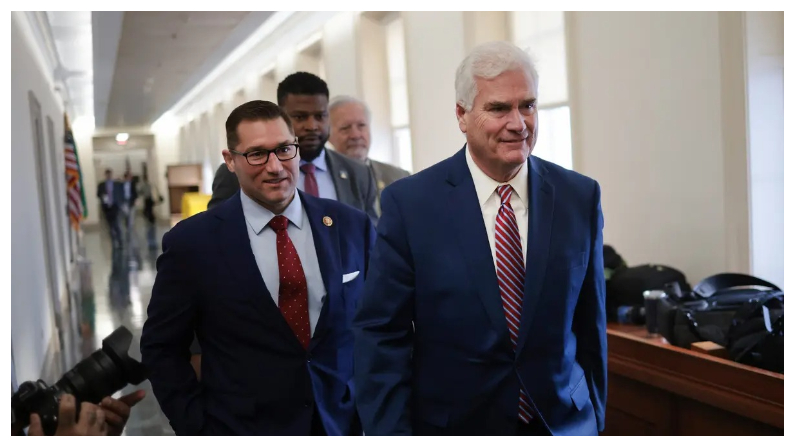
[495,184,533,423]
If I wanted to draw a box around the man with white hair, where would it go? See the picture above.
[353,41,606,436]
[328,95,410,216]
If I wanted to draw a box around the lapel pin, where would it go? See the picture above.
[377,180,386,190]
[340,170,348,179]
[323,216,333,227]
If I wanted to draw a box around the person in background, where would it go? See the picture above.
[138,174,163,250]
[206,73,378,224]
[119,170,138,242]
[97,169,122,248]
[328,95,411,216]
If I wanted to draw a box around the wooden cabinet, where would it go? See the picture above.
[604,323,783,435]
[166,164,202,218]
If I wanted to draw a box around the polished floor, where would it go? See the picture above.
[81,216,174,435]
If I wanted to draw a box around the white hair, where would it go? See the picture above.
[455,41,539,111]
[329,95,371,123]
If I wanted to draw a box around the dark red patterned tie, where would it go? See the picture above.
[495,185,533,423]
[300,164,319,197]
[268,215,311,349]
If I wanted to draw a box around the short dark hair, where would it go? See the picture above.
[225,100,294,150]
[276,72,329,106]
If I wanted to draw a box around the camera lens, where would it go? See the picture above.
[54,326,147,404]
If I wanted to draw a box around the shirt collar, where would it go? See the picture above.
[240,189,304,235]
[465,145,529,209]
[299,147,328,172]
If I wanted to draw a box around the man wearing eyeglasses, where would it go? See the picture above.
[207,72,378,225]
[141,100,375,436]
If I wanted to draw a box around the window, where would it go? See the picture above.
[385,15,413,172]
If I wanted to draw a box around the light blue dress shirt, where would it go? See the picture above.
[299,148,338,201]
[240,190,326,335]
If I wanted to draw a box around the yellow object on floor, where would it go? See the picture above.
[181,192,211,220]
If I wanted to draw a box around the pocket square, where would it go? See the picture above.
[342,271,360,283]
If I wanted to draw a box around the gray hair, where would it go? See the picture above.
[455,41,539,111]
[329,95,371,123]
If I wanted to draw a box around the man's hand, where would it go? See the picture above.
[28,394,108,436]
[99,390,146,436]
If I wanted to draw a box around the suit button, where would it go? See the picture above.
[304,400,312,407]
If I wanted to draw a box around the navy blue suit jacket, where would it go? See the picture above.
[141,190,375,435]
[353,148,607,435]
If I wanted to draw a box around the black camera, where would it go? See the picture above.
[11,326,147,435]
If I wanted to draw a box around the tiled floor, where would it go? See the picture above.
[81,217,174,435]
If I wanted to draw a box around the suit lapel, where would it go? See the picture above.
[325,149,354,205]
[516,156,555,354]
[300,191,341,351]
[214,192,303,350]
[447,149,511,344]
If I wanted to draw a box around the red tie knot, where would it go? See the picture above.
[497,185,513,205]
[268,215,289,232]
[300,163,316,174]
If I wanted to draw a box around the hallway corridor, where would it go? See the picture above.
[80,216,174,435]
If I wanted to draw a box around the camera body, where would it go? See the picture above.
[11,326,147,435]
[11,380,63,435]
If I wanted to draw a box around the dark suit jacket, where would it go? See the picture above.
[353,147,607,435]
[120,180,138,207]
[207,149,378,224]
[97,180,119,212]
[368,159,411,217]
[141,190,376,435]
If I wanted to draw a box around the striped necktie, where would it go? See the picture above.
[495,184,533,423]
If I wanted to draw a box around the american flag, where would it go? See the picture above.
[64,118,87,229]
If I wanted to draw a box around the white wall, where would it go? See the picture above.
[11,11,62,381]
[322,12,360,97]
[402,12,509,171]
[402,12,467,171]
[358,14,394,164]
[567,12,751,284]
[153,130,181,219]
[745,11,784,289]
[145,11,780,290]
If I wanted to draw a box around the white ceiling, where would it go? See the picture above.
[46,11,94,119]
[40,11,274,130]
[95,12,274,129]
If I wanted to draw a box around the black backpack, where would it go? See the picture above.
[726,294,784,373]
[656,273,783,353]
[607,263,690,309]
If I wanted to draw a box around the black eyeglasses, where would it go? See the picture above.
[229,142,299,166]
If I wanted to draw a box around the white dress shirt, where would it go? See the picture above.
[465,147,529,274]
[240,190,326,335]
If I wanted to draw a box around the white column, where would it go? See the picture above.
[402,12,466,171]
[322,12,360,97]
[154,129,180,220]
[258,73,277,103]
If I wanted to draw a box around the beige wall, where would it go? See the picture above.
[567,11,751,284]
[402,11,468,170]
[149,11,780,287]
